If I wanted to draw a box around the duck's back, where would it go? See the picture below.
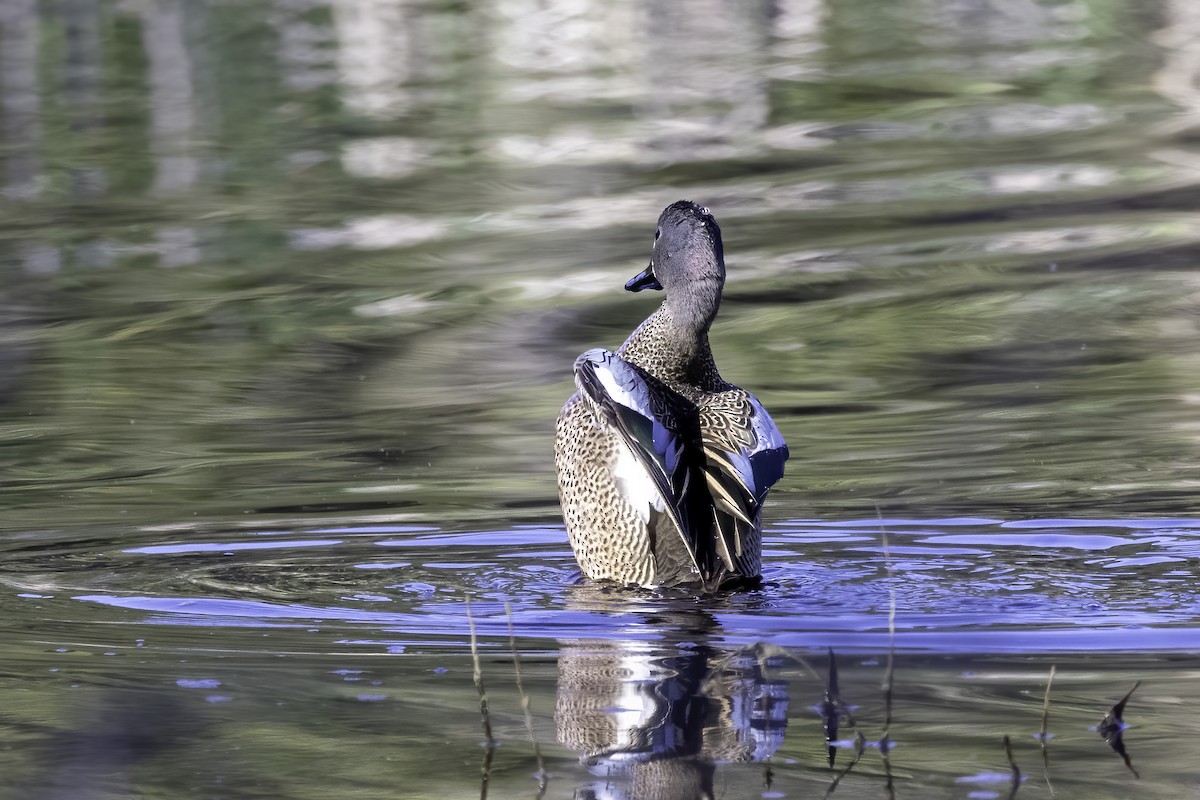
[555,338,787,589]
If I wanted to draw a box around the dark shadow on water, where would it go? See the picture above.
[1097,681,1140,779]
[5,689,200,800]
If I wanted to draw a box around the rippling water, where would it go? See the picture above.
[4,517,1199,797]
[29,517,1199,653]
[3,0,1200,797]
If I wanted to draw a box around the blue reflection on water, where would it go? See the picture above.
[64,516,1200,656]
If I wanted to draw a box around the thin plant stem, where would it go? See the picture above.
[506,601,547,799]
[878,505,897,800]
[822,731,867,799]
[465,593,495,800]
[1004,735,1022,800]
[1040,664,1056,795]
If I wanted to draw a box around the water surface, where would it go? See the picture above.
[3,0,1200,797]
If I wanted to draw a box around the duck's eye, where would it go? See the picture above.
[654,228,661,242]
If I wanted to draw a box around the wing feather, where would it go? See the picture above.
[574,349,708,578]
[699,393,789,562]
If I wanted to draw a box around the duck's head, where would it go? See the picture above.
[626,201,726,330]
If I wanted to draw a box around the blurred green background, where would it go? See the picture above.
[3,0,1200,536]
[3,1,1200,797]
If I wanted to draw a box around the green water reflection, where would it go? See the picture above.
[3,0,1199,532]
[2,0,1200,796]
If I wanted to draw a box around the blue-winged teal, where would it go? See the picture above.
[554,200,788,590]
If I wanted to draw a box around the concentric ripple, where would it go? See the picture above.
[5,517,1198,657]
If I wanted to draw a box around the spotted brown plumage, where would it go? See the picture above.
[554,200,788,591]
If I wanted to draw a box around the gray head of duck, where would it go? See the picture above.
[625,200,726,333]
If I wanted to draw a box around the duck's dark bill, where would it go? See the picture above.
[625,264,663,292]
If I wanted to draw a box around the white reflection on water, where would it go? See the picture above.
[1153,0,1200,135]
[340,137,432,179]
[331,0,412,119]
[142,0,200,198]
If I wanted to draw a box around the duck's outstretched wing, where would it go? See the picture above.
[698,392,789,574]
[573,348,716,581]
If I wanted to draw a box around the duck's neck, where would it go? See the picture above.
[665,273,723,335]
[617,306,724,392]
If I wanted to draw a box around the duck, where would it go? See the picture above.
[554,200,788,591]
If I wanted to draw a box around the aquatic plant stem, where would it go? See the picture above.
[1040,664,1056,795]
[822,731,866,799]
[465,593,495,799]
[756,650,777,791]
[1004,735,1021,799]
[505,601,547,799]
[878,505,896,800]
[824,508,897,798]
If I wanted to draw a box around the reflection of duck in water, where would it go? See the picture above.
[555,602,787,799]
[555,200,788,591]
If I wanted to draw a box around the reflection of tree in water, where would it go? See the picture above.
[554,602,787,799]
[1154,0,1200,136]
[1,0,41,200]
